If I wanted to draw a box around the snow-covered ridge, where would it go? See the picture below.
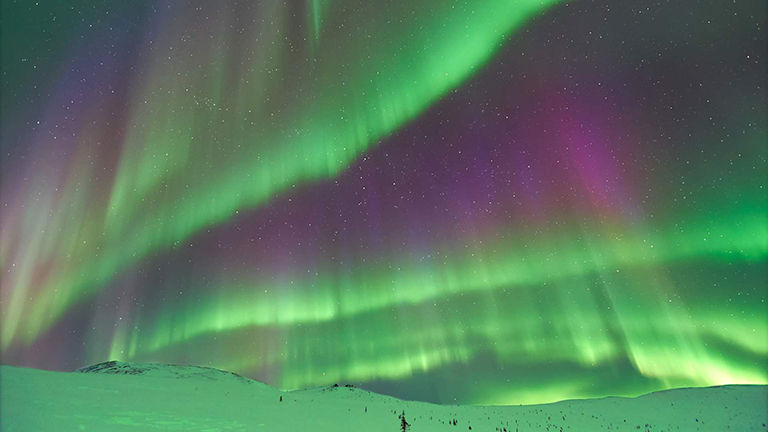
[77,360,255,384]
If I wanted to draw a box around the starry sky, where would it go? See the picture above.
[1,0,766,405]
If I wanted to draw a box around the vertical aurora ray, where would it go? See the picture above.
[1,0,766,406]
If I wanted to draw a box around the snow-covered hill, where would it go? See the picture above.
[1,363,766,431]
[77,360,257,385]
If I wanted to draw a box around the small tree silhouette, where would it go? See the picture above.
[399,410,410,432]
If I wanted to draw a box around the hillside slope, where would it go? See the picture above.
[1,364,766,431]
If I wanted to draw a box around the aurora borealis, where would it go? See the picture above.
[1,0,766,406]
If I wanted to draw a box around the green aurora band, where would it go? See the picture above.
[102,208,766,404]
[2,0,561,348]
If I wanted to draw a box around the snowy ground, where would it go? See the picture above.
[1,362,766,431]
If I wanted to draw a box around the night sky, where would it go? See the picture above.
[1,0,766,405]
